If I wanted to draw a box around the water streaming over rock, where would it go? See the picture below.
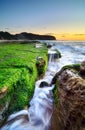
[1,49,58,130]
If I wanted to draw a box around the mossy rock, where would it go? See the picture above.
[36,57,46,75]
[51,48,61,58]
[48,48,61,61]
[52,64,80,84]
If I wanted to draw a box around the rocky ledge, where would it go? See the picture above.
[52,62,85,130]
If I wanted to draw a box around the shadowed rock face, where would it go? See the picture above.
[52,69,85,130]
[80,61,85,78]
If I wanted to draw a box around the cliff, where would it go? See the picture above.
[0,31,56,40]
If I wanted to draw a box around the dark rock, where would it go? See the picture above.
[52,69,85,130]
[39,81,49,88]
[0,86,10,127]
[80,61,85,77]
[48,53,59,61]
[0,101,10,127]
[48,49,61,63]
[48,48,61,62]
[47,44,52,48]
[36,57,46,75]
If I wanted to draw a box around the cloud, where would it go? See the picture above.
[61,35,65,37]
[5,28,10,30]
[45,33,55,35]
[74,34,85,36]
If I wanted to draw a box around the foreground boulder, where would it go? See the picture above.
[52,69,85,130]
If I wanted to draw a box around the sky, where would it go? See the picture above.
[0,0,85,40]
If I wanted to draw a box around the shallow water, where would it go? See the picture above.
[47,41,85,72]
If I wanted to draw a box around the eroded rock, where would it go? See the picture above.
[80,61,85,78]
[0,86,10,127]
[0,86,8,99]
[39,81,49,88]
[52,69,85,130]
[0,101,10,127]
[36,57,46,75]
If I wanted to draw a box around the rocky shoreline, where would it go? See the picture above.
[52,61,85,130]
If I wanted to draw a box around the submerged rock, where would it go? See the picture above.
[52,69,85,130]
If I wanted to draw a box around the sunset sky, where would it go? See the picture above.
[0,0,85,40]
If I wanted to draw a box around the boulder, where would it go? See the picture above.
[48,48,61,62]
[36,57,46,75]
[39,81,49,88]
[0,86,8,99]
[0,86,11,127]
[0,101,10,127]
[80,61,85,78]
[47,44,52,48]
[52,69,85,130]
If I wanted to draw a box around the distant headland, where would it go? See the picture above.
[0,31,56,40]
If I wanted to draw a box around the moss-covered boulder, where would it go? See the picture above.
[52,64,80,84]
[36,57,46,76]
[52,69,85,130]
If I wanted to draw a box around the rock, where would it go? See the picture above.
[0,86,8,99]
[52,69,85,130]
[48,48,61,62]
[80,61,85,77]
[48,53,59,61]
[47,44,52,48]
[0,101,10,127]
[0,86,10,127]
[39,81,49,88]
[36,57,46,75]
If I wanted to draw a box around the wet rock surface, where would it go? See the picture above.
[36,57,46,75]
[80,61,85,79]
[0,101,10,127]
[0,86,10,127]
[52,69,85,130]
[48,48,61,62]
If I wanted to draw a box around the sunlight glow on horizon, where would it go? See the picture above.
[54,33,85,41]
[0,0,85,41]
[9,31,85,41]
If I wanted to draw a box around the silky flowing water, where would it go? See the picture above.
[1,41,85,130]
